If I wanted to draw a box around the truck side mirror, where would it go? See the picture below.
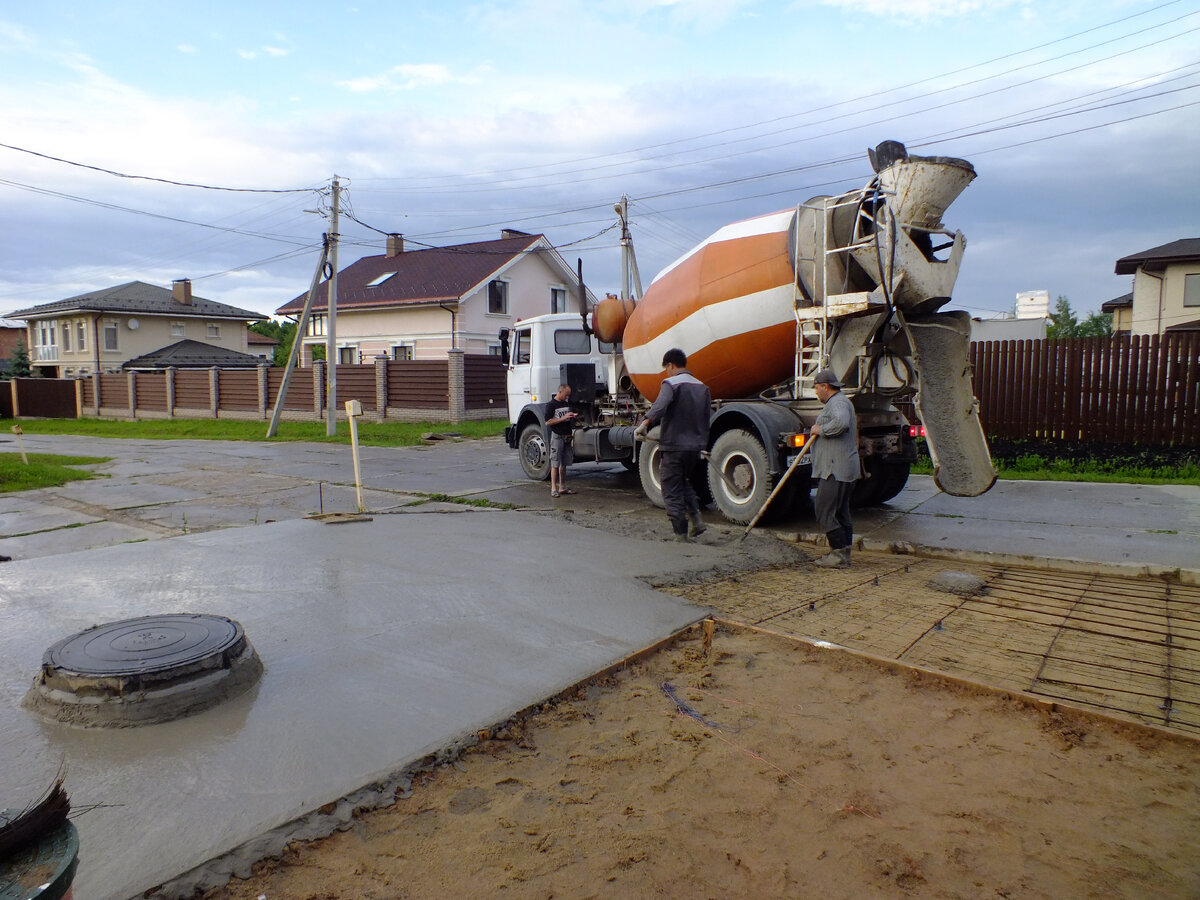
[498,328,510,365]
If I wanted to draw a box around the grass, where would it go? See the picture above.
[911,449,1199,485]
[0,452,111,493]
[8,417,508,447]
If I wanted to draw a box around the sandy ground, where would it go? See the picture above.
[204,615,1200,900]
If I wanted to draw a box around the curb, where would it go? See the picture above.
[780,530,1200,586]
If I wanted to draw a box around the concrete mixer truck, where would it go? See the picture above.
[501,140,996,524]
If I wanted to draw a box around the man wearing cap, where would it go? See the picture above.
[809,369,859,568]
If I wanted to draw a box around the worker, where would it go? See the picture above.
[636,348,712,542]
[545,384,578,498]
[809,369,859,568]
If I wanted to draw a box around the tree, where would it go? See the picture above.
[250,320,299,367]
[3,336,33,379]
[1046,295,1112,339]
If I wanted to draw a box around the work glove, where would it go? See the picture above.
[634,422,648,438]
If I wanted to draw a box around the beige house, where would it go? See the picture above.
[276,230,597,364]
[9,280,266,377]
[1111,238,1200,335]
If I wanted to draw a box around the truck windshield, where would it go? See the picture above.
[553,330,591,355]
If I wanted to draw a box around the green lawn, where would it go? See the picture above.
[7,417,508,447]
[911,453,1199,485]
[0,452,111,493]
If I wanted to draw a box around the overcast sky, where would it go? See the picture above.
[2,0,1198,321]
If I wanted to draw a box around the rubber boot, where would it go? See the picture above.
[814,550,848,568]
[673,532,693,543]
[687,511,707,538]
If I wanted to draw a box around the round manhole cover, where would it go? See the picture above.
[24,614,263,728]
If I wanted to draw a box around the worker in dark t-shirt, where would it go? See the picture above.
[545,384,577,498]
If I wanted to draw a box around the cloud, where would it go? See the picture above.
[238,49,257,60]
[338,63,460,93]
[803,0,1026,22]
[177,43,196,54]
[263,45,289,57]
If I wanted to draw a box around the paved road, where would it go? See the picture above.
[2,433,1197,573]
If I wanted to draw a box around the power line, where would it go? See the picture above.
[0,141,318,193]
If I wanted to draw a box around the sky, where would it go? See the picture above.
[2,0,1198,322]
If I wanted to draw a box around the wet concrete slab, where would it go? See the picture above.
[0,498,102,536]
[0,519,159,559]
[0,511,721,900]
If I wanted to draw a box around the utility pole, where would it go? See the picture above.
[326,177,341,436]
[615,195,643,301]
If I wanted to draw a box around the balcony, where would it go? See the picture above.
[33,345,59,362]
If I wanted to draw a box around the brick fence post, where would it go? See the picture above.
[209,366,220,418]
[91,372,102,415]
[257,364,269,418]
[127,371,137,419]
[313,360,326,421]
[447,348,465,424]
[375,356,389,421]
[166,367,176,418]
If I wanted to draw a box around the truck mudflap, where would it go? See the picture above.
[900,310,996,497]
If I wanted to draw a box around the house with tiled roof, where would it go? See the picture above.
[1112,238,1200,335]
[8,280,267,377]
[276,230,597,364]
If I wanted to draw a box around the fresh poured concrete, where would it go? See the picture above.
[0,511,723,900]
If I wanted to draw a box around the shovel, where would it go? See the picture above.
[738,435,816,542]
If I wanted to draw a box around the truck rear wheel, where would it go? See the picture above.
[638,441,666,508]
[851,459,910,506]
[708,429,773,525]
[518,423,551,481]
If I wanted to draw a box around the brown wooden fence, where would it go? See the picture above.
[969,333,1199,445]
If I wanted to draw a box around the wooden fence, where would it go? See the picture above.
[969,332,1199,445]
[5,352,508,424]
[5,338,1198,445]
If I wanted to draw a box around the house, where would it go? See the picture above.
[246,329,279,362]
[0,318,26,376]
[122,339,264,371]
[1112,238,1200,335]
[276,231,598,364]
[1100,292,1134,333]
[7,280,267,377]
[970,315,1047,342]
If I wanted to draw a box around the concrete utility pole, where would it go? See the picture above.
[326,177,341,437]
[615,195,643,301]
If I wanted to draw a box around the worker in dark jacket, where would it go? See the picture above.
[809,369,859,567]
[636,348,712,542]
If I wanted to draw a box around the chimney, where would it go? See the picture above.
[172,279,193,305]
[500,228,531,240]
[386,234,404,257]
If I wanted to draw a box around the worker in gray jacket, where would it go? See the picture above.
[809,369,859,567]
[636,348,712,541]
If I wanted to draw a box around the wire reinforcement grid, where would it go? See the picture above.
[682,557,1200,736]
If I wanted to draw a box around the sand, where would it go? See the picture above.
[203,619,1200,900]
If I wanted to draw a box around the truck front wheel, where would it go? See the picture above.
[518,423,551,481]
[638,441,666,508]
[708,429,773,525]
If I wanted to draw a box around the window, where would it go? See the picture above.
[1185,274,1200,308]
[488,280,508,315]
[104,321,119,351]
[171,321,185,338]
[338,346,359,364]
[76,321,86,351]
[514,329,531,365]
[553,329,591,355]
[366,272,395,287]
[61,323,71,352]
[309,315,326,337]
[391,345,414,361]
[488,343,503,356]
[207,322,220,338]
[551,287,568,314]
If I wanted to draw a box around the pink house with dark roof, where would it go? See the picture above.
[276,230,597,364]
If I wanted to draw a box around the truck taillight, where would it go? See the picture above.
[785,433,807,448]
[907,425,926,438]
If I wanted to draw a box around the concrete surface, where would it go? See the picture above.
[1,433,1197,899]
[0,511,731,900]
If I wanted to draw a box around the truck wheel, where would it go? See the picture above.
[638,442,666,508]
[708,429,772,525]
[518,423,551,481]
[874,461,910,504]
[851,459,910,506]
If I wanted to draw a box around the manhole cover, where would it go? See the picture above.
[23,614,263,728]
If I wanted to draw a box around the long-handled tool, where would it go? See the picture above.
[738,435,817,542]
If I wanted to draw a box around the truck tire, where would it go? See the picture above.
[518,423,551,481]
[851,459,910,506]
[708,429,773,525]
[638,441,666,508]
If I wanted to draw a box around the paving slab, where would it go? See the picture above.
[0,511,720,900]
[0,498,102,537]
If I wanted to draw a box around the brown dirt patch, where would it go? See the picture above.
[204,623,1200,900]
